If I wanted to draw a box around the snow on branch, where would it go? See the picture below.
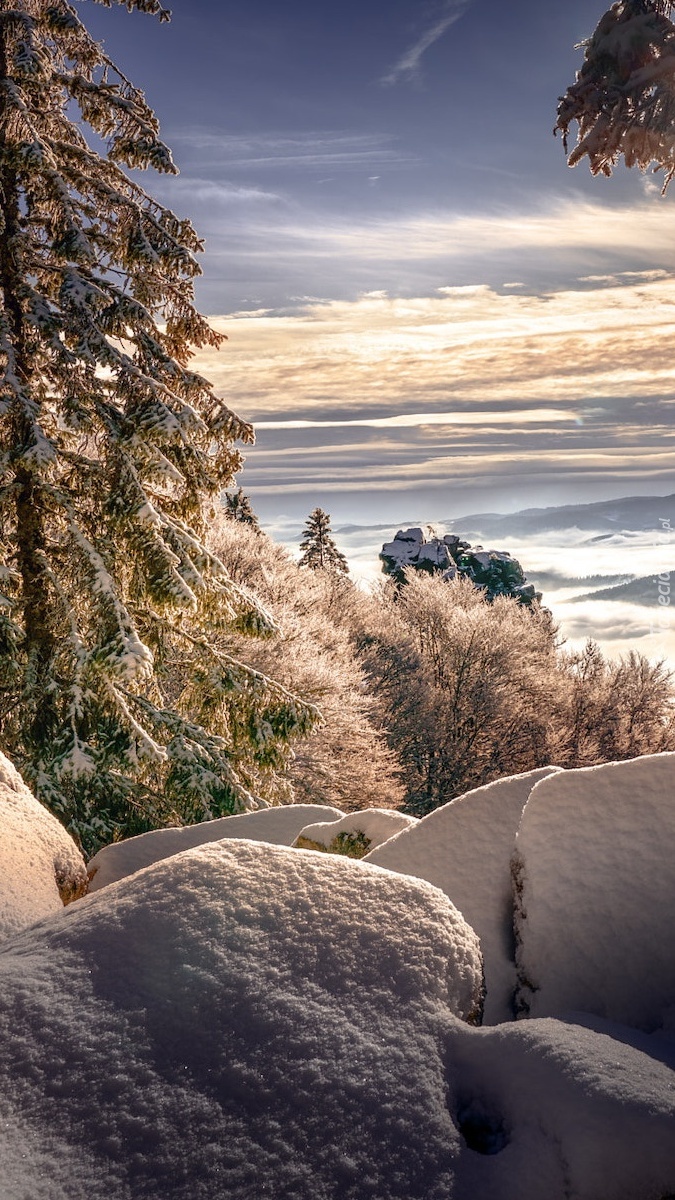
[556,0,675,187]
[91,1,171,24]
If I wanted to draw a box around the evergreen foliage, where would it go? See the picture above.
[298,508,349,574]
[223,487,260,531]
[0,0,316,851]
[556,0,675,187]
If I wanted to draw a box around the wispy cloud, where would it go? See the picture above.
[166,178,282,205]
[382,1,473,86]
[175,192,675,313]
[168,131,409,172]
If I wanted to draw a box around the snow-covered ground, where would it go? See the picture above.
[1,755,675,1198]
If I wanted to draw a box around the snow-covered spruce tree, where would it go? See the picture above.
[298,508,349,574]
[0,0,316,851]
[556,0,675,187]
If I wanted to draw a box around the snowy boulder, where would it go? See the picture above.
[295,807,417,855]
[0,839,483,1200]
[366,768,560,1023]
[444,1015,675,1200]
[513,754,675,1031]
[87,802,343,891]
[1,838,675,1199]
[0,751,87,942]
[380,526,453,580]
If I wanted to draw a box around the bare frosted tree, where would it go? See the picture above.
[209,516,404,812]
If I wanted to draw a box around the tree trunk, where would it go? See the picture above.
[0,17,56,746]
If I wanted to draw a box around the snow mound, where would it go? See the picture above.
[0,838,483,1200]
[295,807,417,853]
[2,837,674,1199]
[366,768,560,1023]
[0,751,87,942]
[87,802,343,891]
[445,1016,675,1200]
[513,754,675,1031]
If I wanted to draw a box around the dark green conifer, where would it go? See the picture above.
[224,488,260,531]
[0,0,316,850]
[299,508,349,575]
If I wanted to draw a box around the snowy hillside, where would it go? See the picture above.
[1,753,675,1199]
[572,570,675,606]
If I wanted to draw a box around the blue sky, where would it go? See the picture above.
[83,0,675,531]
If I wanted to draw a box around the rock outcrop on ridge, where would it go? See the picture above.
[380,526,541,604]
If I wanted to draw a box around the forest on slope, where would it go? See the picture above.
[208,508,675,824]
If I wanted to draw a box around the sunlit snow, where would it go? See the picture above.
[2,756,675,1198]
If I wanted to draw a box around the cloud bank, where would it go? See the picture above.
[157,190,675,314]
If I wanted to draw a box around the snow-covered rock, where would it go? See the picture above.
[380,526,454,577]
[366,768,560,1023]
[1,836,674,1199]
[513,754,675,1031]
[87,802,343,891]
[379,527,540,602]
[0,751,87,942]
[295,807,417,854]
[0,838,483,1200]
[445,1015,675,1200]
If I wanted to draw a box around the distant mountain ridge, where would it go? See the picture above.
[337,493,675,542]
[450,494,675,541]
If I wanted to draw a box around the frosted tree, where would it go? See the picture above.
[298,508,349,575]
[0,0,316,850]
[556,0,675,188]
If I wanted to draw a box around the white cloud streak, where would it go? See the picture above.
[175,192,675,313]
[196,272,675,419]
[168,131,408,171]
[255,409,574,431]
[382,1,473,85]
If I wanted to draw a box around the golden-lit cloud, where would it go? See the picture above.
[195,271,675,420]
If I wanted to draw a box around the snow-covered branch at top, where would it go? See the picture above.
[91,0,171,22]
[556,0,675,188]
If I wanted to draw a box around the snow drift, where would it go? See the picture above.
[3,752,675,1198]
[295,807,417,853]
[87,802,344,891]
[0,838,482,1200]
[1,835,674,1199]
